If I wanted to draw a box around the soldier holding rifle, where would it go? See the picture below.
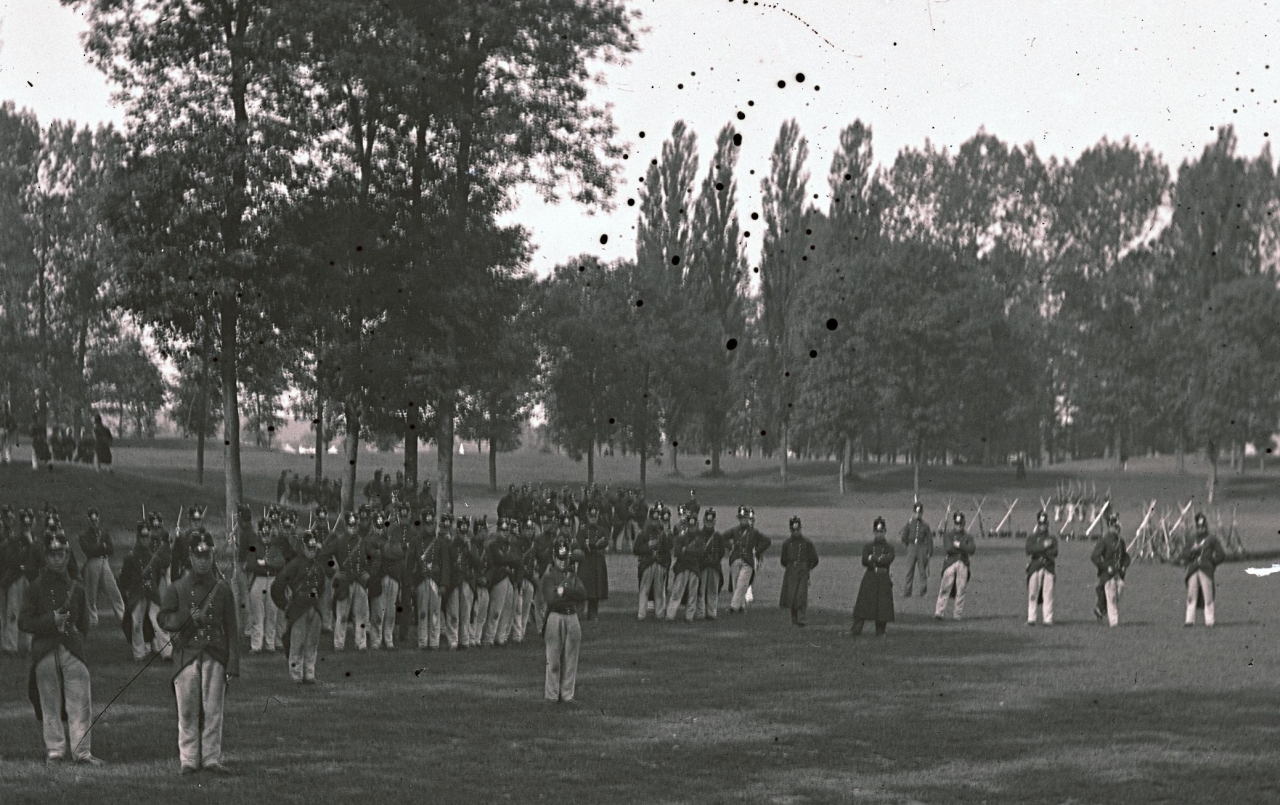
[1180,512,1226,628]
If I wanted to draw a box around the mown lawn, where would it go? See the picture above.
[1,451,1278,803]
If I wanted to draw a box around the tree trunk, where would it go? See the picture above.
[914,435,922,501]
[196,345,210,486]
[220,294,244,532]
[840,436,851,495]
[639,362,649,495]
[1207,442,1218,504]
[710,439,722,477]
[314,396,324,484]
[670,437,681,477]
[781,423,789,486]
[1176,430,1186,475]
[405,402,419,489]
[437,395,455,512]
[488,429,498,492]
[1115,427,1125,472]
[587,435,595,486]
[341,397,360,512]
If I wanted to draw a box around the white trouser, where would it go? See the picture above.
[174,654,226,769]
[484,578,513,646]
[131,598,171,659]
[288,609,322,681]
[416,580,442,648]
[445,583,473,648]
[1185,571,1215,626]
[637,565,667,619]
[83,557,126,626]
[1027,569,1054,624]
[334,584,370,650]
[665,570,699,622]
[729,560,753,611]
[36,646,94,761]
[469,585,490,646]
[3,578,32,653]
[935,563,970,619]
[370,576,399,649]
[246,576,279,652]
[513,579,535,643]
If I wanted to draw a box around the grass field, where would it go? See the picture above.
[1,444,1278,804]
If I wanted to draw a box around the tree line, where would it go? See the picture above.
[1,1,1275,524]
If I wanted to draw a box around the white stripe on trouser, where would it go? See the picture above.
[637,565,667,619]
[665,570,699,621]
[544,611,581,702]
[334,584,370,649]
[935,563,970,619]
[3,578,32,653]
[1185,571,1215,626]
[246,576,279,652]
[696,569,719,619]
[1027,569,1054,624]
[174,654,226,769]
[83,557,126,626]
[288,609,322,681]
[469,585,490,646]
[445,584,473,648]
[729,560,752,610]
[513,580,535,643]
[36,646,93,760]
[370,576,399,649]
[484,578,512,646]
[131,598,171,659]
[416,580,442,648]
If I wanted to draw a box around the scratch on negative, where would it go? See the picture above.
[263,696,285,713]
[754,4,860,57]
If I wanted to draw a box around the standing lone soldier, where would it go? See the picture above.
[778,516,819,627]
[1181,513,1225,628]
[1091,511,1131,627]
[158,531,239,774]
[541,540,586,705]
[271,530,327,683]
[1026,511,1058,626]
[574,504,610,621]
[851,517,896,636]
[724,506,770,614]
[92,414,113,473]
[935,511,977,621]
[900,502,934,596]
[31,410,51,471]
[80,508,125,627]
[20,528,104,765]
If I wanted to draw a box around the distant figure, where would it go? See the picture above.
[1091,512,1130,627]
[935,512,977,621]
[31,411,51,471]
[851,517,896,636]
[92,414,113,473]
[276,470,289,505]
[900,502,934,597]
[1026,511,1058,626]
[288,472,301,504]
[778,516,819,627]
[0,402,16,464]
[75,428,95,464]
[1180,513,1225,628]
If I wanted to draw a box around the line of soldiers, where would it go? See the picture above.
[21,411,113,472]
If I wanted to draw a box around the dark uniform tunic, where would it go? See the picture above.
[852,538,896,623]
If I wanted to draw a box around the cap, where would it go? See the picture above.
[87,507,100,518]
[953,512,965,526]
[440,512,454,526]
[553,540,571,564]
[192,531,216,554]
[1106,511,1119,526]
[586,504,600,515]
[345,512,358,526]
[913,502,923,513]
[301,530,321,548]
[789,516,802,530]
[258,519,272,532]
[136,520,151,536]
[1037,511,1049,524]
[1194,512,1208,528]
[44,530,69,552]
[457,515,471,530]
[704,508,716,521]
[190,506,204,519]
[873,516,886,532]
[497,519,510,533]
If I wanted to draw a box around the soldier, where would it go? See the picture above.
[276,470,289,505]
[512,517,540,644]
[1026,511,1058,626]
[778,516,820,627]
[75,427,95,464]
[0,401,15,463]
[91,413,113,473]
[383,501,414,648]
[467,517,493,648]
[19,528,104,765]
[157,531,239,774]
[634,506,670,621]
[1181,512,1225,628]
[241,518,285,653]
[444,516,477,650]
[542,539,587,705]
[1091,511,1131,627]
[851,517,896,636]
[686,489,701,519]
[80,507,125,627]
[483,519,522,646]
[271,529,328,682]
[147,511,172,599]
[900,502,934,597]
[666,511,703,623]
[413,511,447,650]
[574,504,610,621]
[724,506,771,614]
[119,520,172,661]
[695,509,725,621]
[935,511,977,621]
[319,513,356,649]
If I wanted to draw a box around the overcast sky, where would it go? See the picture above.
[2,0,1278,276]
